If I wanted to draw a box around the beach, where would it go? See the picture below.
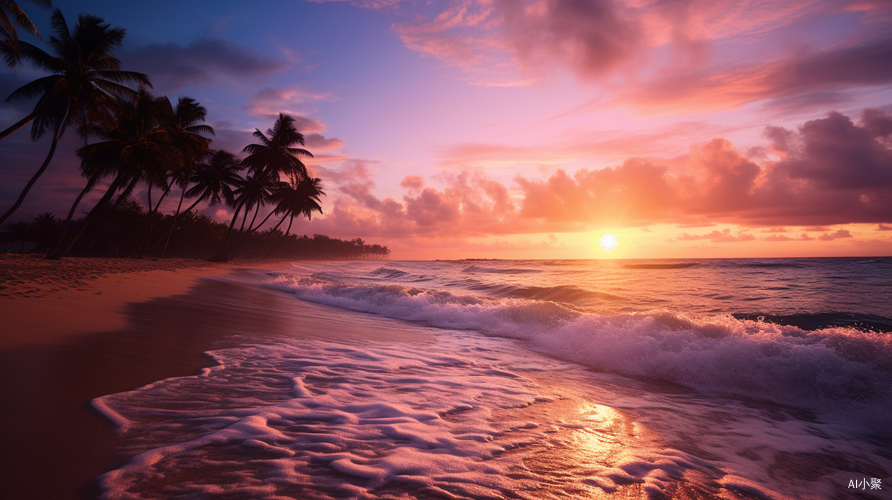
[0,256,416,499]
[2,256,890,499]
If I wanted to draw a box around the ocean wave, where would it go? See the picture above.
[461,265,542,274]
[369,266,410,278]
[622,263,698,270]
[267,275,892,418]
[508,285,623,304]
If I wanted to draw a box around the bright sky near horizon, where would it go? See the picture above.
[1,0,891,259]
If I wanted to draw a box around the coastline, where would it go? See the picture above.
[1,255,236,350]
[0,255,431,499]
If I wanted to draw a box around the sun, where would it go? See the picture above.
[598,234,618,253]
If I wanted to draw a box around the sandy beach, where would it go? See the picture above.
[0,257,352,498]
[0,255,437,499]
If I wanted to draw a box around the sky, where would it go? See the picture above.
[1,0,891,259]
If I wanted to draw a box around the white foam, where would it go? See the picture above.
[95,334,745,499]
[266,275,892,427]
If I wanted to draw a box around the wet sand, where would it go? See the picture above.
[0,257,425,499]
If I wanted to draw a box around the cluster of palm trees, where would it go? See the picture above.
[0,4,346,261]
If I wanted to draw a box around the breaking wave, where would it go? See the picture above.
[267,275,892,423]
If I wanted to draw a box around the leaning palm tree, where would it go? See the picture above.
[0,9,149,228]
[0,0,51,68]
[46,89,175,259]
[144,97,212,256]
[240,113,313,184]
[262,177,324,258]
[157,148,241,257]
[210,174,275,261]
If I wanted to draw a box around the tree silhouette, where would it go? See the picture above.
[0,0,51,68]
[241,113,313,184]
[47,89,175,259]
[0,9,149,228]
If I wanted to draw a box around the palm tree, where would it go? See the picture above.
[211,174,275,261]
[46,89,174,259]
[240,113,313,184]
[263,177,324,258]
[1,0,51,68]
[0,9,149,228]
[2,220,34,252]
[146,97,213,257]
[157,148,241,257]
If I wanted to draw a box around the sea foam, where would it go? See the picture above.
[267,274,892,428]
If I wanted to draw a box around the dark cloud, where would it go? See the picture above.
[774,39,892,91]
[771,111,892,189]
[862,108,892,138]
[304,133,344,151]
[629,38,892,112]
[494,0,641,78]
[125,38,289,92]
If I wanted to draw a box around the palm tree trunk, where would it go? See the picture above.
[48,174,100,256]
[231,204,266,259]
[0,108,40,142]
[46,175,125,260]
[126,181,156,257]
[270,215,295,258]
[129,180,174,258]
[0,108,67,227]
[250,213,288,258]
[155,185,187,258]
[78,176,140,257]
[211,200,245,261]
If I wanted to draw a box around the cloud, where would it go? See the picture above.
[434,121,713,169]
[307,0,406,8]
[304,133,345,151]
[623,38,892,113]
[763,233,814,242]
[817,229,853,241]
[125,38,290,92]
[296,109,892,242]
[676,228,755,242]
[770,111,892,189]
[246,88,333,119]
[493,0,642,78]
[879,224,892,231]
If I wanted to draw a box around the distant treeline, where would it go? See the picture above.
[1,207,390,260]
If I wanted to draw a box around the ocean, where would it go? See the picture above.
[94,258,892,499]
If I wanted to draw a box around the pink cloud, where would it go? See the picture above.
[287,110,892,243]
[763,233,815,242]
[818,229,853,241]
[304,133,345,151]
[676,228,755,242]
[307,0,406,8]
[246,87,333,119]
[619,39,892,114]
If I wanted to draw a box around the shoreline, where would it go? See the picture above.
[0,254,297,351]
[0,256,429,499]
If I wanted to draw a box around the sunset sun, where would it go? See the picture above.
[598,234,618,253]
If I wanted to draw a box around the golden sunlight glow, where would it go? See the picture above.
[598,234,618,253]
